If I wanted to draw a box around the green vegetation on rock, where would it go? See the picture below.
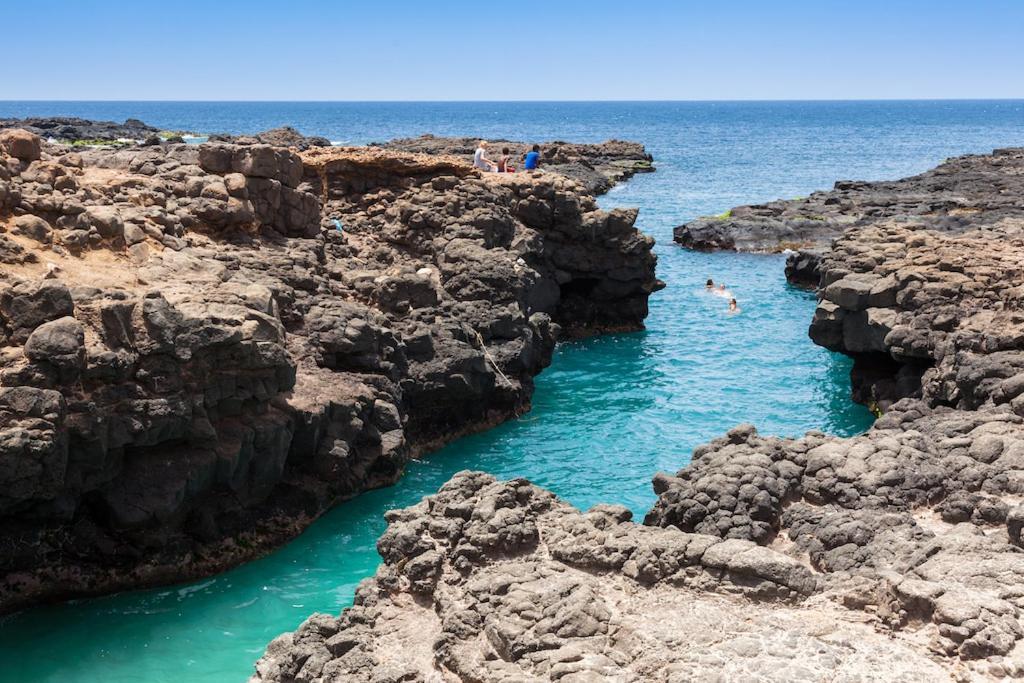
[68,139,131,148]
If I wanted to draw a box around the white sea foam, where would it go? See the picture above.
[176,579,216,598]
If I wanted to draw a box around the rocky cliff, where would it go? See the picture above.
[652,149,1024,679]
[0,129,660,612]
[254,149,1024,681]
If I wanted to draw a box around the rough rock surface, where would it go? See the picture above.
[673,148,1024,256]
[0,116,335,149]
[809,204,1024,412]
[645,408,1024,678]
[0,129,660,612]
[209,126,333,151]
[0,116,161,142]
[252,471,948,682]
[257,148,1024,681]
[376,135,655,195]
[647,149,1024,679]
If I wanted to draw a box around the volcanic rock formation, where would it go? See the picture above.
[0,116,338,149]
[208,126,333,151]
[376,135,655,196]
[0,129,660,612]
[251,471,950,682]
[254,148,1024,682]
[650,148,1024,680]
[673,148,1024,263]
[0,116,162,143]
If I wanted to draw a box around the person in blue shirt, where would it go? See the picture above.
[523,144,541,171]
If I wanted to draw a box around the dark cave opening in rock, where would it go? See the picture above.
[559,277,601,300]
[848,352,931,412]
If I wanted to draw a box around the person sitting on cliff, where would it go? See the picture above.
[523,144,541,171]
[473,141,497,172]
[497,147,514,173]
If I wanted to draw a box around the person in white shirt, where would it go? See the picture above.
[473,140,497,172]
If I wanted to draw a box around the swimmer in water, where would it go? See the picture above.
[713,283,730,297]
[728,298,740,313]
[705,278,714,289]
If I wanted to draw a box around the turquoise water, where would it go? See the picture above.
[1,101,1022,682]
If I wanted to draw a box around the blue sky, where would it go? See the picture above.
[5,0,1024,100]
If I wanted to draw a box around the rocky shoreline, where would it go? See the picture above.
[254,148,1024,681]
[0,118,659,189]
[0,126,661,613]
[0,116,164,144]
[375,135,655,196]
[673,149,1023,279]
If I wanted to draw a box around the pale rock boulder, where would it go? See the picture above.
[0,128,41,162]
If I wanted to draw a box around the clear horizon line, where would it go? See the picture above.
[2,97,1024,104]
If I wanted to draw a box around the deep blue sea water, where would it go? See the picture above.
[0,101,1022,683]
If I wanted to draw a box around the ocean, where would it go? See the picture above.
[0,100,1022,682]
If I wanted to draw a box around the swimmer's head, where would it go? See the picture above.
[719,284,727,290]
[705,279,714,288]
[729,298,738,310]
